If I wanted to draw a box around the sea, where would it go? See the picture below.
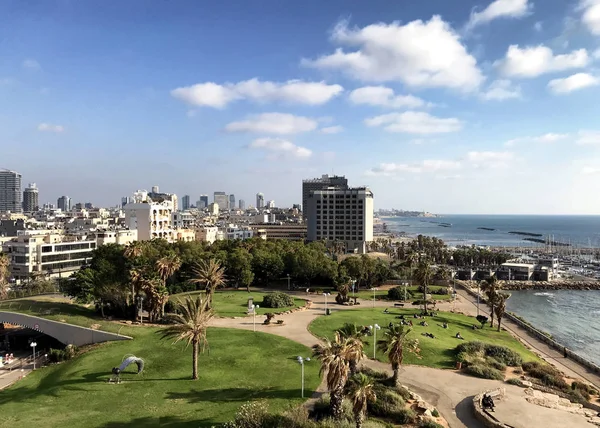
[383,214,600,365]
[382,214,600,248]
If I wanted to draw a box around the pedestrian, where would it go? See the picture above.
[564,347,568,358]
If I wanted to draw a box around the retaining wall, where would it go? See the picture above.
[472,388,509,428]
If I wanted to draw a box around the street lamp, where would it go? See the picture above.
[252,304,260,332]
[369,324,381,359]
[137,296,144,324]
[323,292,330,314]
[352,280,356,298]
[297,356,311,398]
[477,282,480,317]
[30,341,37,370]
[370,287,378,308]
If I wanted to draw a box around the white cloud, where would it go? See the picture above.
[302,17,484,91]
[348,86,430,108]
[465,151,514,168]
[225,113,318,135]
[320,125,344,134]
[368,159,461,176]
[582,166,600,174]
[548,73,599,94]
[505,133,570,146]
[467,0,532,29]
[594,48,600,59]
[480,79,522,100]
[496,45,589,78]
[364,111,462,134]
[576,130,600,145]
[37,123,64,133]
[171,79,343,108]
[534,21,543,32]
[580,0,600,35]
[22,59,40,70]
[248,137,312,159]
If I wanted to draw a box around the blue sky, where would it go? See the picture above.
[2,0,600,214]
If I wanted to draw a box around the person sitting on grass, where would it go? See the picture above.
[383,308,389,314]
[456,332,464,340]
[442,322,448,329]
[420,321,428,327]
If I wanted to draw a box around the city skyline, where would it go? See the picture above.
[3,1,600,214]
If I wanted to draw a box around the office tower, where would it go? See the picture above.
[121,196,132,208]
[239,199,245,210]
[84,202,93,209]
[256,192,264,209]
[302,174,348,221]
[229,194,235,210]
[199,195,209,209]
[22,182,39,212]
[181,195,191,211]
[267,200,275,208]
[152,185,159,193]
[0,169,23,213]
[214,191,228,210]
[57,195,71,212]
[306,185,374,254]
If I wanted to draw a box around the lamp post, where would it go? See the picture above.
[352,280,356,298]
[477,282,480,317]
[369,324,381,359]
[137,296,144,324]
[323,292,330,314]
[297,356,310,398]
[252,304,260,332]
[30,341,37,370]
[371,287,378,308]
[287,274,291,291]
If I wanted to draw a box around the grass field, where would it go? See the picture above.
[0,327,320,427]
[308,307,539,369]
[353,285,452,302]
[171,290,306,317]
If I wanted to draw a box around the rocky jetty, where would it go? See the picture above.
[463,280,600,291]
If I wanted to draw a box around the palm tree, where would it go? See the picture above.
[124,241,147,308]
[337,323,365,376]
[312,332,350,420]
[156,254,182,316]
[414,259,433,313]
[378,324,418,385]
[347,373,376,428]
[481,276,499,328]
[160,295,214,380]
[0,253,10,300]
[190,258,226,309]
[494,293,509,332]
[406,252,419,283]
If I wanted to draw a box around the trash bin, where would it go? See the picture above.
[326,308,331,316]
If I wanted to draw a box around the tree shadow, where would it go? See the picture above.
[166,387,303,404]
[0,299,97,318]
[455,395,486,428]
[98,416,215,428]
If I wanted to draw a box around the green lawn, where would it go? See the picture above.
[308,308,538,369]
[0,327,320,427]
[353,286,452,302]
[170,290,307,317]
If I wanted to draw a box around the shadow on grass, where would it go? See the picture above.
[99,416,215,428]
[166,387,304,404]
[0,299,97,318]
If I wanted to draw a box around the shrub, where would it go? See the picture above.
[464,364,504,380]
[455,342,521,367]
[369,384,405,417]
[387,286,412,300]
[568,389,589,403]
[389,408,416,424]
[485,345,522,366]
[522,362,568,391]
[163,300,177,314]
[419,420,444,428]
[506,378,524,386]
[485,357,507,371]
[513,367,523,375]
[358,367,389,381]
[456,341,486,355]
[262,292,295,308]
[393,385,412,401]
[222,400,274,428]
[310,395,331,421]
[572,381,593,394]
[431,408,440,417]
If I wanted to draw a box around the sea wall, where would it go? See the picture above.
[455,281,600,384]
[462,280,600,291]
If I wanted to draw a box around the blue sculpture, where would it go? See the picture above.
[109,355,145,383]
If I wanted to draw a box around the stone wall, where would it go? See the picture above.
[472,388,509,428]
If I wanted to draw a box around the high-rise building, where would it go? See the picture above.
[57,196,71,212]
[199,195,209,209]
[124,190,175,241]
[214,191,228,210]
[22,183,39,212]
[302,175,348,221]
[181,195,191,211]
[121,196,132,207]
[152,185,160,193]
[256,192,264,209]
[0,169,22,213]
[229,194,235,210]
[306,185,374,254]
[239,199,245,210]
[267,200,275,208]
[84,202,93,209]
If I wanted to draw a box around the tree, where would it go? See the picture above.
[190,258,226,309]
[494,293,509,332]
[226,248,254,292]
[312,332,350,420]
[378,324,418,385]
[160,295,214,380]
[0,253,10,300]
[347,373,376,428]
[336,323,365,376]
[156,254,182,316]
[481,276,499,328]
[414,260,433,313]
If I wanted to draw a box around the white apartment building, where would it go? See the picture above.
[306,186,374,254]
[96,229,138,246]
[196,226,219,244]
[222,224,254,241]
[2,233,96,282]
[172,211,195,229]
[123,190,174,241]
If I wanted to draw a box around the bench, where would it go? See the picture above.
[394,303,405,307]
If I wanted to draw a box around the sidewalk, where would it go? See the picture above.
[0,363,32,390]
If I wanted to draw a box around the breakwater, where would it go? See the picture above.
[462,280,600,291]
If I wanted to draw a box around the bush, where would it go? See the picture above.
[485,357,507,371]
[513,367,523,375]
[387,287,412,301]
[464,364,504,380]
[522,362,568,391]
[222,400,274,428]
[388,407,416,424]
[419,420,444,428]
[506,378,524,386]
[431,408,440,417]
[485,345,522,366]
[393,385,412,401]
[568,389,589,404]
[163,300,177,314]
[456,341,486,355]
[262,292,295,308]
[369,384,405,417]
[358,367,389,381]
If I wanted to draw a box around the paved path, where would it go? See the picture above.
[0,363,32,390]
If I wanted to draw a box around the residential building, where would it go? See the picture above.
[256,192,264,209]
[96,229,138,246]
[239,199,245,210]
[199,195,209,209]
[123,190,174,241]
[497,263,534,281]
[306,186,374,254]
[121,196,132,208]
[175,229,196,242]
[172,211,195,229]
[196,226,219,244]
[229,194,235,210]
[148,186,178,211]
[214,191,228,210]
[249,223,307,241]
[223,224,253,240]
[2,233,96,282]
[302,174,348,221]
[57,196,71,212]
[0,169,22,213]
[84,202,93,209]
[181,195,191,211]
[267,200,275,208]
[22,183,39,212]
[208,203,219,216]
